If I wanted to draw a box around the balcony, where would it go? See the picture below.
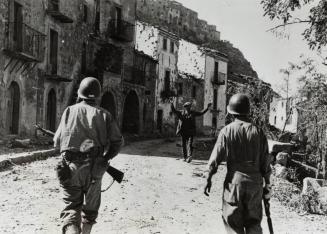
[3,22,45,62]
[211,72,226,85]
[160,89,177,102]
[44,64,72,82]
[107,19,134,42]
[123,65,147,86]
[46,0,73,23]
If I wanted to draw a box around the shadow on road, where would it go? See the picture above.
[120,137,215,161]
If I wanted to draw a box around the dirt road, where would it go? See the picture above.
[0,138,326,234]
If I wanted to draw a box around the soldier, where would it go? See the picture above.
[171,101,212,162]
[204,93,272,234]
[54,77,123,234]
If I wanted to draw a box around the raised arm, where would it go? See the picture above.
[194,103,212,116]
[170,102,183,119]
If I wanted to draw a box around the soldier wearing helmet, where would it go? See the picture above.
[171,100,212,163]
[204,93,272,234]
[54,77,123,234]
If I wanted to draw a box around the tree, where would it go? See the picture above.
[261,0,327,51]
[227,79,272,132]
[291,57,327,178]
[279,63,295,134]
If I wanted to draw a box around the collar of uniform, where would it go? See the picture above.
[81,100,97,106]
[234,116,250,123]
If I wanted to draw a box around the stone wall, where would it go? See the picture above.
[0,0,96,136]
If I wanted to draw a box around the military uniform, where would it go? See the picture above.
[54,94,122,233]
[208,118,271,234]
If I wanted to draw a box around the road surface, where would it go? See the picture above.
[0,138,326,234]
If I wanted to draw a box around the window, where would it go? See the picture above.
[157,110,163,132]
[164,70,170,91]
[95,11,100,33]
[50,29,58,75]
[163,38,167,50]
[115,6,122,28]
[274,116,277,125]
[170,41,174,53]
[177,83,183,95]
[214,61,218,82]
[192,86,197,98]
[13,2,23,49]
[212,117,217,128]
[49,0,59,11]
[81,42,86,74]
[213,89,217,109]
[281,102,284,108]
[83,4,88,22]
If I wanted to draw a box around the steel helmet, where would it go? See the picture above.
[227,93,250,116]
[77,77,101,99]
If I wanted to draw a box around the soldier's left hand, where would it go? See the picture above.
[263,184,272,200]
[204,179,212,196]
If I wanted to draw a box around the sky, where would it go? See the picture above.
[175,0,327,96]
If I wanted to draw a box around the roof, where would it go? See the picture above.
[201,47,228,60]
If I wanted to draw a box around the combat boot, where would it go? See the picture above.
[81,223,93,234]
[64,224,80,234]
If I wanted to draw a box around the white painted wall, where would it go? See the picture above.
[269,97,298,133]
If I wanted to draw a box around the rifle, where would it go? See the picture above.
[35,124,124,183]
[263,198,274,234]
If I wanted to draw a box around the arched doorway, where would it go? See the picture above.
[122,91,139,133]
[101,91,116,119]
[8,82,20,134]
[47,89,57,132]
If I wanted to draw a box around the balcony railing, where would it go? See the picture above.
[3,22,45,62]
[123,65,147,86]
[211,72,226,85]
[46,0,73,23]
[107,19,134,42]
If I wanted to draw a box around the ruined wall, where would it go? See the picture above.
[156,31,179,135]
[203,55,228,133]
[177,39,205,79]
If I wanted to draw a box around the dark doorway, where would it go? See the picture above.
[122,91,139,133]
[157,110,163,132]
[47,89,57,132]
[8,82,20,134]
[101,91,116,119]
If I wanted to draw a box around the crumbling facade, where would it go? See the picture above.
[136,21,228,136]
[0,0,95,136]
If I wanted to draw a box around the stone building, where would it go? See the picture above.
[177,40,228,135]
[269,97,299,133]
[0,0,95,136]
[136,0,220,44]
[0,0,159,138]
[136,21,228,136]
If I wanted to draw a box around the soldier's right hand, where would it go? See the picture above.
[204,179,212,196]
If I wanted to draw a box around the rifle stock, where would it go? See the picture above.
[263,198,274,234]
[34,124,124,183]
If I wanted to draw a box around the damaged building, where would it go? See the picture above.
[136,21,228,136]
